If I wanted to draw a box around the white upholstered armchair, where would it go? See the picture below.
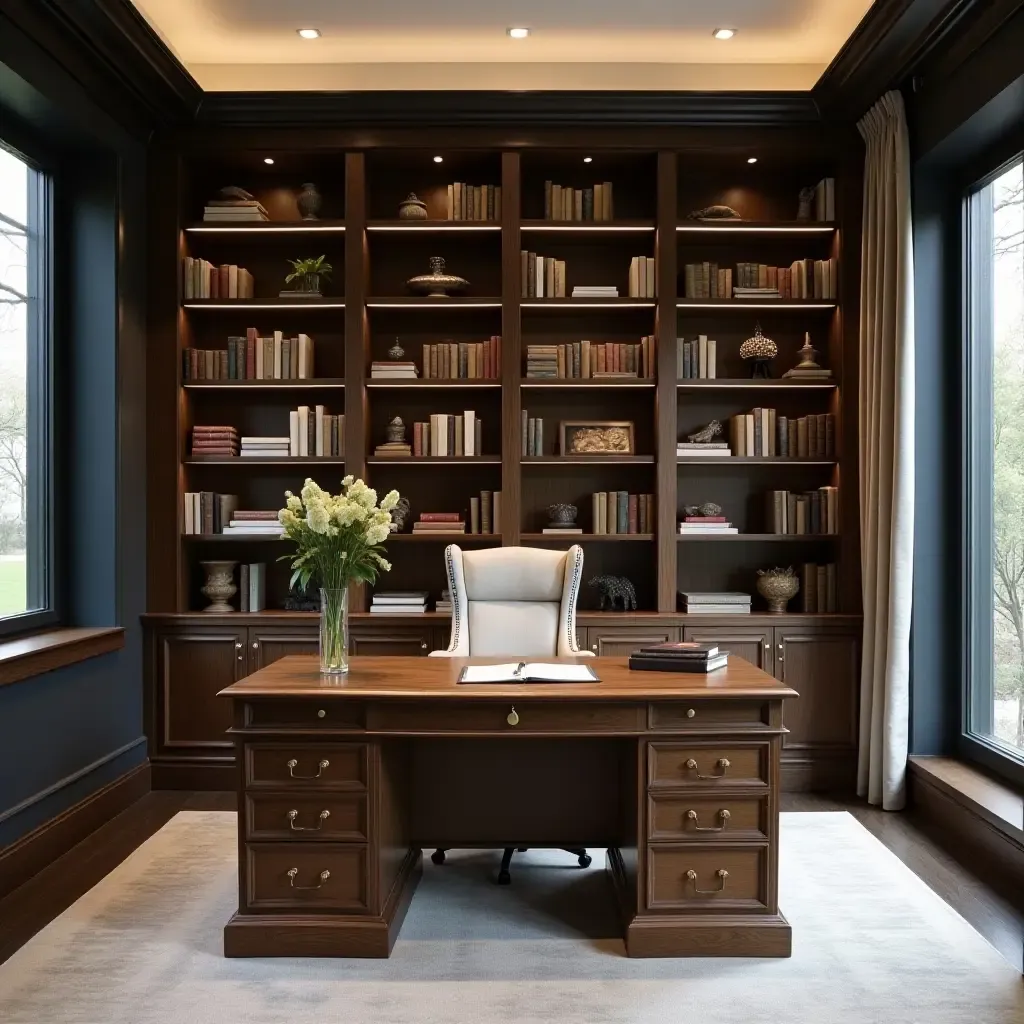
[429,544,591,658]
[429,543,592,883]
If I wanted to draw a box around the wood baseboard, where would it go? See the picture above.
[625,912,792,957]
[781,754,856,793]
[0,761,150,899]
[151,761,236,791]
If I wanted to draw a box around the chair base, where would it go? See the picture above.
[430,847,591,884]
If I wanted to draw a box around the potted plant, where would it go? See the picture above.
[284,255,333,296]
[278,476,400,674]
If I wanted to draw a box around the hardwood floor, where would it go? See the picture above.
[0,791,1020,971]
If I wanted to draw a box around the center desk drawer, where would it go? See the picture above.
[244,743,367,790]
[244,700,364,731]
[366,701,643,733]
[246,793,368,842]
[648,742,769,789]
[647,845,769,912]
[245,843,369,912]
[649,701,770,731]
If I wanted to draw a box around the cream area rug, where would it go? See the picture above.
[0,812,1021,1024]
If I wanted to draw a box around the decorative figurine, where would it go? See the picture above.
[398,193,429,219]
[783,333,832,379]
[739,323,778,378]
[296,182,322,220]
[388,337,406,360]
[200,561,238,614]
[386,416,406,444]
[406,256,470,297]
[281,255,332,297]
[389,496,412,532]
[797,186,816,221]
[589,575,638,612]
[756,566,800,613]
[683,502,723,518]
[686,204,742,221]
[687,420,724,444]
[545,503,579,529]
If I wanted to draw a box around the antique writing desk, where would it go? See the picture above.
[220,655,797,958]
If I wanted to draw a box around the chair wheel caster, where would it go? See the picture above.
[578,854,592,868]
[497,870,511,885]
[516,847,528,853]
[431,850,446,865]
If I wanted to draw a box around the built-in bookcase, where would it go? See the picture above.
[150,141,860,618]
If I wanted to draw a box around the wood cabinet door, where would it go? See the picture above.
[682,627,773,673]
[588,626,681,657]
[774,628,858,753]
[349,628,435,656]
[248,627,320,673]
[155,628,246,756]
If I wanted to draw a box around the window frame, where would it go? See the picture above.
[0,138,58,638]
[961,150,1024,789]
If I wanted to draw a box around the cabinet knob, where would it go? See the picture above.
[591,644,598,652]
[686,708,696,719]
[235,642,243,649]
[777,643,783,652]
[507,706,520,727]
[763,642,769,650]
[421,643,428,650]
[253,642,259,649]
[317,709,326,719]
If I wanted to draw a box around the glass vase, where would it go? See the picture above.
[319,588,349,675]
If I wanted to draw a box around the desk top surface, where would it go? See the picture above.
[220,655,797,701]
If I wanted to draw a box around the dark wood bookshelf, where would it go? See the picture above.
[675,299,837,310]
[365,379,501,388]
[521,455,656,465]
[366,220,500,231]
[675,379,835,390]
[675,457,837,465]
[185,220,347,234]
[675,221,836,235]
[386,533,500,542]
[182,297,346,309]
[184,456,346,465]
[521,298,656,309]
[520,219,656,232]
[365,456,502,465]
[521,378,656,388]
[183,378,346,389]
[521,533,654,542]
[675,533,841,542]
[365,296,502,308]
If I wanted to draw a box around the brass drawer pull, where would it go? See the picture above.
[507,706,520,727]
[317,709,326,719]
[287,809,330,832]
[686,808,731,832]
[286,758,329,779]
[684,757,730,779]
[286,867,330,890]
[686,708,696,719]
[686,868,728,894]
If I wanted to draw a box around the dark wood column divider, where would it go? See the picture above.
[655,151,679,613]
[501,150,522,545]
[344,151,369,612]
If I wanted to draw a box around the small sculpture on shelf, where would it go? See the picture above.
[687,420,724,444]
[683,502,723,518]
[545,503,579,530]
[389,496,412,532]
[387,417,406,444]
[797,186,816,222]
[374,416,412,458]
[284,579,320,611]
[589,574,638,612]
[200,560,238,614]
[296,183,322,220]
[756,566,800,613]
[783,332,833,380]
[398,193,428,220]
[686,204,741,221]
[388,337,406,360]
[406,256,470,298]
[739,323,778,378]
[281,255,332,297]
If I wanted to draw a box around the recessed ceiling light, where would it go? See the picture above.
[583,156,593,164]
[713,28,736,40]
[263,157,275,165]
[507,27,530,39]
[297,28,321,39]
[747,157,758,164]
[433,155,443,164]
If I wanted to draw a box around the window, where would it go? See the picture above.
[0,142,53,634]
[965,155,1024,779]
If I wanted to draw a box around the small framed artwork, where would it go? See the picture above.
[559,420,636,456]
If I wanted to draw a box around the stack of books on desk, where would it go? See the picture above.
[678,515,737,535]
[680,592,752,614]
[370,591,428,614]
[221,511,284,537]
[628,642,728,673]
[241,436,289,458]
[412,513,465,535]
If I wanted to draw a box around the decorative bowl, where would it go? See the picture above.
[756,567,800,613]
[546,503,578,527]
[398,193,429,220]
[406,257,469,297]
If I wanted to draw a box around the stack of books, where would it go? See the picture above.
[182,492,237,534]
[411,412,482,457]
[543,181,614,221]
[676,336,718,379]
[678,514,737,536]
[435,589,453,614]
[181,258,254,299]
[422,338,501,379]
[520,253,567,297]
[572,285,618,299]
[370,361,418,380]
[446,183,501,221]
[766,487,839,535]
[591,492,655,534]
[241,436,289,459]
[627,257,656,298]
[370,591,428,615]
[191,425,238,458]
[412,513,465,535]
[628,641,728,674]
[288,406,343,457]
[221,511,284,537]
[733,286,780,300]
[374,439,412,458]
[677,439,731,457]
[239,563,267,612]
[524,339,655,378]
[203,193,268,222]
[680,592,752,614]
[182,331,314,381]
[470,490,500,533]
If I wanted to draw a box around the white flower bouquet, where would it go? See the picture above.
[278,476,400,673]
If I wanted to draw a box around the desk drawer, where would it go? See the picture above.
[244,743,367,790]
[647,845,769,912]
[245,843,368,912]
[367,701,643,734]
[648,742,768,789]
[244,700,364,731]
[245,793,368,842]
[647,794,768,842]
[649,701,769,731]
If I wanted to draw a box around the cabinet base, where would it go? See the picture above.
[224,849,422,957]
[624,911,792,957]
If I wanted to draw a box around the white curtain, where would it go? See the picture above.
[857,90,915,810]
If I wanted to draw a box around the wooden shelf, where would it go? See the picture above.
[521,298,655,309]
[676,457,836,465]
[676,533,840,542]
[521,378,656,388]
[185,220,346,234]
[676,379,835,390]
[676,299,836,310]
[183,378,345,389]
[367,220,500,232]
[184,456,345,466]
[366,456,502,465]
[387,533,499,542]
[676,221,836,235]
[182,298,345,309]
[521,533,654,542]
[521,220,655,232]
[366,379,500,388]
[522,455,655,465]
[365,297,502,308]
[184,534,283,542]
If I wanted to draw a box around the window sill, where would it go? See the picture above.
[0,627,125,688]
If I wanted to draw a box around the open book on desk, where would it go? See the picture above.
[457,662,599,684]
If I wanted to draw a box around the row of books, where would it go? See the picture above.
[682,259,837,300]
[289,407,343,457]
[408,491,502,535]
[628,642,728,674]
[766,487,840,535]
[445,183,501,222]
[676,336,718,379]
[420,337,501,379]
[522,413,545,456]
[183,491,237,535]
[239,564,268,612]
[525,338,655,378]
[811,178,837,222]
[543,181,614,221]
[203,196,268,223]
[800,562,838,613]
[589,492,656,535]
[729,411,836,459]
[370,591,427,614]
[627,256,657,299]
[683,265,734,301]
[379,412,483,458]
[680,592,751,614]
[182,258,254,300]
[182,332,316,381]
[191,425,238,457]
[521,253,566,297]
